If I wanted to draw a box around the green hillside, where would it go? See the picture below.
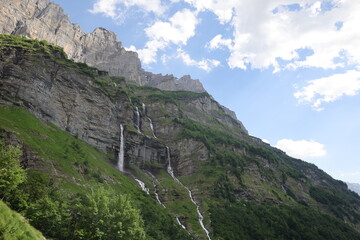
[1,34,360,239]
[0,200,45,240]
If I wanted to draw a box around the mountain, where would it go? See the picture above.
[1,1,360,240]
[0,0,205,93]
[348,183,360,196]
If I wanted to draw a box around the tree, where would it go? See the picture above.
[0,140,26,201]
[72,187,146,240]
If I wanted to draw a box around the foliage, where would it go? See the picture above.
[0,141,26,203]
[210,202,360,240]
[0,106,191,240]
[72,187,146,240]
[213,174,236,202]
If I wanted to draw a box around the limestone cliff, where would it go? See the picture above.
[2,35,360,240]
[0,0,205,93]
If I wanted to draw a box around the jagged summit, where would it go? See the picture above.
[0,0,206,93]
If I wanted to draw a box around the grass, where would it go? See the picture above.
[0,105,133,193]
[0,201,44,240]
[0,105,192,240]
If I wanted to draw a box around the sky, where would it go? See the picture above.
[52,0,360,184]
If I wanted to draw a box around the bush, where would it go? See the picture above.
[0,140,26,202]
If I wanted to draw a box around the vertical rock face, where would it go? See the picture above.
[0,0,205,92]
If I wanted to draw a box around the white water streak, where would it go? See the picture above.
[176,217,186,230]
[118,124,124,172]
[166,147,211,239]
[142,103,157,138]
[135,179,150,195]
[134,107,141,133]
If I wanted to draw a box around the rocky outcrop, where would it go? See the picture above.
[0,44,170,171]
[0,0,206,93]
[140,72,205,93]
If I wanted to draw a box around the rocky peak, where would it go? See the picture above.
[0,0,206,93]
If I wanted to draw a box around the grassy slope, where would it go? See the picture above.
[0,200,45,240]
[2,34,360,239]
[0,105,190,240]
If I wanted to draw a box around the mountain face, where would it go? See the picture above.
[1,1,360,240]
[0,0,205,93]
[1,34,360,240]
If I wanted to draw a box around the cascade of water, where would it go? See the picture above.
[135,179,150,195]
[153,183,166,208]
[148,118,157,138]
[134,107,141,133]
[166,147,212,239]
[176,217,186,230]
[142,103,146,113]
[142,103,157,138]
[118,124,124,172]
[146,171,166,208]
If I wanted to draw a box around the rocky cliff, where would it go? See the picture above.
[0,0,206,93]
[2,34,360,240]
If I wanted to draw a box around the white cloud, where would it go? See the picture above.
[207,34,232,50]
[183,0,238,23]
[177,49,220,71]
[275,139,326,159]
[90,0,165,19]
[294,70,360,110]
[131,8,199,64]
[184,0,360,72]
[262,139,270,144]
[145,9,198,45]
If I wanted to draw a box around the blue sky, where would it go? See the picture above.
[52,0,360,183]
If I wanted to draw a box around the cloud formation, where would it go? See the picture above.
[127,8,199,64]
[275,139,326,159]
[195,0,360,71]
[176,49,220,71]
[294,70,360,111]
[89,0,165,19]
[90,0,360,91]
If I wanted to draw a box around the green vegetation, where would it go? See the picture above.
[2,34,360,239]
[0,141,26,204]
[0,200,45,240]
[0,34,101,77]
[26,187,146,240]
[0,106,191,240]
[128,84,210,104]
[210,202,360,240]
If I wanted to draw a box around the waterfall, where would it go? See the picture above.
[145,171,166,208]
[154,183,166,208]
[134,107,141,133]
[135,179,150,195]
[176,217,186,230]
[166,147,212,240]
[118,124,124,172]
[142,103,146,113]
[142,103,157,138]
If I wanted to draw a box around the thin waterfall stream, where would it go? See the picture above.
[166,147,211,239]
[142,103,157,138]
[134,107,141,133]
[117,124,124,172]
[146,171,166,208]
[176,217,186,230]
[135,179,150,195]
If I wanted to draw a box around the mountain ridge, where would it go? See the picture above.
[1,1,360,239]
[0,0,207,93]
[1,35,360,239]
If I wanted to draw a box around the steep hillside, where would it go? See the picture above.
[1,34,360,240]
[0,200,45,240]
